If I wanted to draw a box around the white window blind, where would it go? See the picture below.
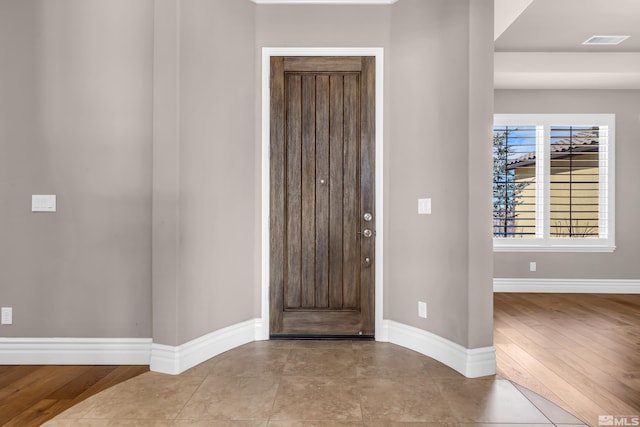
[493,114,615,252]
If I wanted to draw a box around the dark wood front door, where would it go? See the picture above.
[270,56,375,338]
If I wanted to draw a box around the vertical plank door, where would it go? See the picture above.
[270,56,375,337]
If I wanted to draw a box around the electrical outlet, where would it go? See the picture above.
[530,262,537,272]
[418,301,427,319]
[1,307,12,325]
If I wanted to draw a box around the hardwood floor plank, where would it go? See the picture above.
[500,342,605,424]
[495,344,568,408]
[0,366,41,391]
[495,293,640,427]
[496,312,563,350]
[0,366,80,425]
[542,317,638,368]
[44,365,116,400]
[0,365,147,427]
[499,326,637,416]
[3,398,68,427]
[66,365,148,407]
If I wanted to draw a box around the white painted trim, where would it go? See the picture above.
[260,47,385,340]
[493,114,616,252]
[0,320,499,379]
[150,319,259,375]
[251,0,398,4]
[494,278,640,294]
[0,338,152,365]
[385,320,496,378]
[493,244,616,253]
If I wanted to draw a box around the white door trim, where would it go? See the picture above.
[260,47,385,340]
[252,0,398,4]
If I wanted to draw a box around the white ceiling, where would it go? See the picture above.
[494,0,640,89]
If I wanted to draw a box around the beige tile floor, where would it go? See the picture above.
[44,340,587,426]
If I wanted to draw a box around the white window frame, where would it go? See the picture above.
[493,114,616,253]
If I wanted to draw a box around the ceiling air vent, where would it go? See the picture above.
[582,35,630,45]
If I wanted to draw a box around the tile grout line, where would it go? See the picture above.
[510,380,580,426]
[266,347,291,423]
[171,372,209,422]
[353,341,366,424]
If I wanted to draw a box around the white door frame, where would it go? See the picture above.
[259,47,385,340]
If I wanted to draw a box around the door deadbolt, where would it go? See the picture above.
[363,212,373,222]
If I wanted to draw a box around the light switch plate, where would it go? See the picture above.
[1,307,12,325]
[418,301,427,318]
[418,198,431,215]
[32,195,56,212]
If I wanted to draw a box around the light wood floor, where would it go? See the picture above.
[0,365,148,426]
[0,293,638,426]
[495,293,640,426]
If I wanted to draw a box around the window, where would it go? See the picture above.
[493,114,615,252]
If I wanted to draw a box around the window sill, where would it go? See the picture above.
[493,243,616,253]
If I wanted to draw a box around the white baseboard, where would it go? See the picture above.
[150,318,260,375]
[384,320,496,378]
[494,278,640,293]
[0,319,496,379]
[0,319,260,370]
[0,338,152,365]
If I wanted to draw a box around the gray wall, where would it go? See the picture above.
[1,0,494,352]
[494,90,640,280]
[0,0,153,338]
[177,0,257,343]
[386,0,494,347]
[151,0,257,346]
